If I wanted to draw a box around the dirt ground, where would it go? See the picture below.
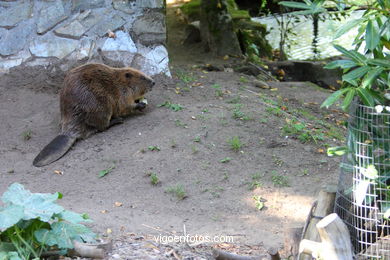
[0,5,347,259]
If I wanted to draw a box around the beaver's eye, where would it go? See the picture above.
[125,73,132,78]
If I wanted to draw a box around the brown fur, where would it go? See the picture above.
[33,63,154,167]
[60,63,154,138]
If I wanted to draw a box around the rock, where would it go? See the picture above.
[112,0,136,14]
[67,37,93,60]
[30,34,79,59]
[0,2,32,27]
[267,60,342,89]
[37,0,68,34]
[102,30,137,53]
[90,14,126,37]
[183,21,201,45]
[102,51,136,67]
[54,20,87,39]
[135,0,164,8]
[132,12,166,45]
[0,49,31,73]
[0,20,35,56]
[134,45,170,76]
[72,0,105,12]
[253,79,270,89]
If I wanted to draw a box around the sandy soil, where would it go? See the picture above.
[0,5,347,259]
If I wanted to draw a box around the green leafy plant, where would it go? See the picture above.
[148,145,161,151]
[159,101,184,112]
[227,136,244,152]
[280,0,390,110]
[248,172,263,190]
[252,195,265,210]
[22,130,32,141]
[271,172,289,187]
[98,164,115,178]
[0,183,95,260]
[149,172,160,185]
[166,184,187,200]
[220,157,232,163]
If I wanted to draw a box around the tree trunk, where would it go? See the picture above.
[200,0,242,56]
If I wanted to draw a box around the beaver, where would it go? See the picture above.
[33,63,155,167]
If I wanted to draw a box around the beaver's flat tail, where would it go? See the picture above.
[33,135,76,167]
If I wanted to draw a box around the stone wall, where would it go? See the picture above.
[0,0,170,76]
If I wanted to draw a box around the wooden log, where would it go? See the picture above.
[282,227,303,259]
[299,185,336,260]
[299,213,354,260]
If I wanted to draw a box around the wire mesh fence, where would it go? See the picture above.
[335,102,390,258]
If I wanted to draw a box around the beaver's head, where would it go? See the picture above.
[118,68,155,98]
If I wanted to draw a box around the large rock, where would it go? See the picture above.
[72,0,105,12]
[134,45,170,76]
[0,50,31,73]
[54,20,87,39]
[112,0,136,14]
[0,20,35,56]
[37,0,68,34]
[132,12,166,45]
[89,14,126,37]
[0,2,32,27]
[102,31,137,53]
[135,0,164,8]
[30,34,79,59]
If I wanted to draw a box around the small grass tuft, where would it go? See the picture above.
[166,184,187,200]
[227,136,243,152]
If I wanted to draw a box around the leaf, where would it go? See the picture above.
[57,210,92,224]
[1,183,63,222]
[333,45,366,64]
[366,20,380,51]
[342,66,370,82]
[0,252,22,260]
[279,1,312,9]
[327,146,348,157]
[367,58,390,68]
[0,205,24,231]
[320,88,349,109]
[98,165,115,178]
[35,222,96,249]
[342,88,356,111]
[357,88,376,107]
[362,67,384,88]
[334,18,364,39]
[324,60,357,69]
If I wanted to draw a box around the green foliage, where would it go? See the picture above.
[227,136,243,152]
[98,165,115,178]
[149,173,160,185]
[159,101,184,112]
[148,145,161,151]
[252,195,265,210]
[220,157,232,163]
[281,0,390,109]
[232,104,251,120]
[0,183,95,259]
[271,172,289,187]
[166,185,187,200]
[282,119,325,144]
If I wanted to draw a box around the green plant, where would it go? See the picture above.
[166,184,187,200]
[159,101,183,112]
[148,145,161,151]
[271,172,289,187]
[220,157,232,163]
[22,130,32,141]
[149,173,160,185]
[227,136,243,152]
[193,136,201,143]
[281,0,390,110]
[175,119,188,128]
[232,104,251,120]
[282,119,325,144]
[248,172,263,190]
[98,164,116,178]
[253,195,265,210]
[0,183,95,259]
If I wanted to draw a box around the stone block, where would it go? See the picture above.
[55,20,87,39]
[90,14,126,37]
[112,0,136,14]
[37,0,67,34]
[102,30,137,53]
[30,34,79,59]
[72,0,105,12]
[132,12,166,45]
[0,20,35,56]
[0,2,32,27]
[136,0,163,8]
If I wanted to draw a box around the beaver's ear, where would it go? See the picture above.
[125,72,133,78]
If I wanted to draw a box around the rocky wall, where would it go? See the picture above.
[0,0,170,76]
